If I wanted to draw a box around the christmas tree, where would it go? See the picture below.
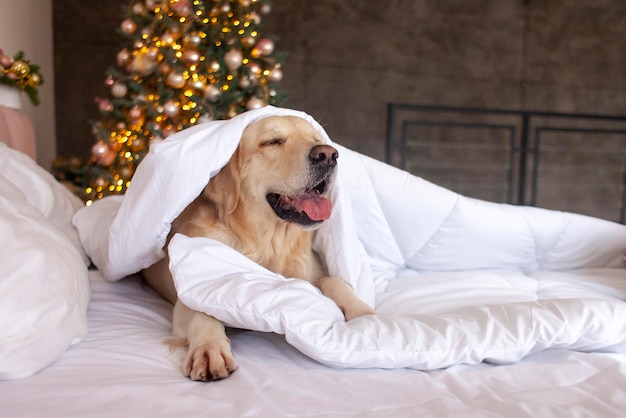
[55,0,285,204]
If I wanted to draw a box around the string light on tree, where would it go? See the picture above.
[61,0,286,204]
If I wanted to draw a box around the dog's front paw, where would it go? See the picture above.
[183,340,237,382]
[344,304,376,321]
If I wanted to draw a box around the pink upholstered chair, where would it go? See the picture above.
[0,85,37,159]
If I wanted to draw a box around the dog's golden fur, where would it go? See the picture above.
[142,115,374,381]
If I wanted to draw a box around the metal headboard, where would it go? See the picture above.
[386,104,626,223]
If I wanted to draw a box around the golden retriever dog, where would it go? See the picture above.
[142,115,375,381]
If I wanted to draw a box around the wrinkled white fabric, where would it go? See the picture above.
[169,234,626,369]
[0,143,90,379]
[3,271,626,418]
[74,106,626,369]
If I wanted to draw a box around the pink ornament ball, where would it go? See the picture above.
[246,97,265,110]
[117,49,132,67]
[97,150,117,167]
[121,18,137,34]
[269,68,283,82]
[166,72,186,89]
[256,38,275,56]
[129,106,143,120]
[91,141,109,158]
[96,98,113,112]
[111,82,128,98]
[203,85,221,102]
[0,54,13,67]
[182,49,201,65]
[163,100,180,117]
[224,49,243,71]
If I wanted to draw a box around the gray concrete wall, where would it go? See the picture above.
[264,0,626,160]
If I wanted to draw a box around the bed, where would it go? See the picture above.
[2,106,626,418]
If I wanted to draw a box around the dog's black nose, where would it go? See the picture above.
[309,145,338,168]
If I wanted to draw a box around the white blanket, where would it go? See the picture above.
[74,106,626,369]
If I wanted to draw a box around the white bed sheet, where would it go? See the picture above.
[1,269,625,418]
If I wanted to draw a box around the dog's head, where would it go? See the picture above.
[204,115,337,229]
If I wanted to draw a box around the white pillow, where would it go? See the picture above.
[0,144,90,380]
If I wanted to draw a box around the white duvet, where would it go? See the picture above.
[74,106,626,370]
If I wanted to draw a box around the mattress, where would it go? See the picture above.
[1,269,625,418]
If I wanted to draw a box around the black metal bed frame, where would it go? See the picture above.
[386,103,626,223]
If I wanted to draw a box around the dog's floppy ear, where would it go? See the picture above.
[203,148,241,217]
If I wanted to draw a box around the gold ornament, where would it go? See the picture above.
[30,73,41,86]
[226,105,239,119]
[10,61,29,76]
[129,52,158,75]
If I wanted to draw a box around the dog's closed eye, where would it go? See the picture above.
[261,138,285,147]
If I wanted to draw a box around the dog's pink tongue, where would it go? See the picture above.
[294,193,332,221]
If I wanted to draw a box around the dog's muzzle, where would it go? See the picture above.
[266,145,338,226]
